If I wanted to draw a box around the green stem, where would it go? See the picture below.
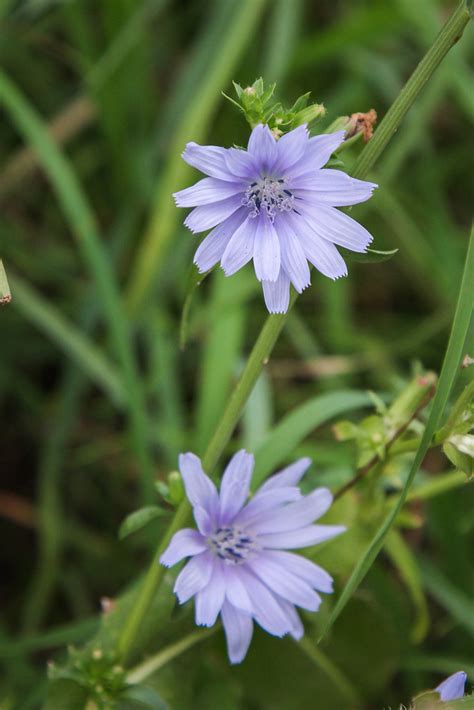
[126,628,217,684]
[116,310,292,661]
[351,0,471,181]
[115,0,472,663]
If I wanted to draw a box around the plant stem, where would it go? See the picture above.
[116,309,293,662]
[115,0,472,664]
[127,628,217,684]
[351,0,471,181]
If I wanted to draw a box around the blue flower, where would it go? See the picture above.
[435,671,467,701]
[174,124,377,313]
[160,450,345,664]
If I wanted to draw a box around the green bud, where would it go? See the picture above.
[167,470,184,505]
[291,102,326,128]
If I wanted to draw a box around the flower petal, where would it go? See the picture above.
[288,130,345,176]
[264,550,334,593]
[219,449,254,524]
[259,524,346,550]
[298,202,373,252]
[252,488,333,535]
[221,601,253,664]
[286,211,347,280]
[273,214,311,292]
[221,216,258,276]
[174,177,244,207]
[259,458,312,492]
[247,124,277,173]
[277,598,305,640]
[247,555,322,611]
[237,567,293,637]
[174,551,214,603]
[272,125,310,174]
[224,566,253,614]
[254,214,281,281]
[179,452,219,520]
[234,487,302,528]
[435,671,467,701]
[225,148,259,180]
[262,270,290,314]
[160,528,206,567]
[193,505,214,535]
[195,559,226,626]
[184,195,242,234]
[290,169,377,206]
[193,207,247,272]
[182,142,235,180]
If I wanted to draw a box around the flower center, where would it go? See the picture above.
[243,177,294,222]
[208,526,257,565]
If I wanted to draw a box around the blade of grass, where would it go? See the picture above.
[419,557,474,638]
[9,273,125,406]
[318,226,474,643]
[0,70,154,500]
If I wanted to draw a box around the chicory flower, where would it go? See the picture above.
[174,124,377,313]
[160,450,345,663]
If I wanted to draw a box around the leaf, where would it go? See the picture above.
[385,530,429,643]
[253,390,374,487]
[318,227,474,644]
[10,273,125,407]
[0,259,11,304]
[343,247,399,264]
[119,684,168,709]
[419,557,474,638]
[44,679,88,710]
[119,507,166,540]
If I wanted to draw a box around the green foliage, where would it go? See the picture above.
[225,77,326,132]
[0,0,472,708]
[119,507,167,541]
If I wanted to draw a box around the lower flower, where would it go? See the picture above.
[160,450,345,663]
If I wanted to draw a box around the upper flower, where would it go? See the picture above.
[435,671,467,701]
[174,124,377,313]
[160,450,345,664]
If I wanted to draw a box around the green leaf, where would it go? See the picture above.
[420,557,474,638]
[119,684,168,709]
[119,507,166,540]
[0,259,11,304]
[385,530,429,642]
[318,227,474,644]
[343,247,399,264]
[253,390,374,487]
[9,273,125,407]
[44,679,88,710]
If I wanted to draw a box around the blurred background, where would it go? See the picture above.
[0,0,473,708]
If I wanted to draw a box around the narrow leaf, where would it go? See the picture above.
[119,507,165,540]
[253,390,373,486]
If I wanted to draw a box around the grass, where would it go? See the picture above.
[0,1,472,708]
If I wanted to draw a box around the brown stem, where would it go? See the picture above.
[334,387,435,500]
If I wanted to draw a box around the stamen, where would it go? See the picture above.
[242,176,294,222]
[208,526,258,565]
